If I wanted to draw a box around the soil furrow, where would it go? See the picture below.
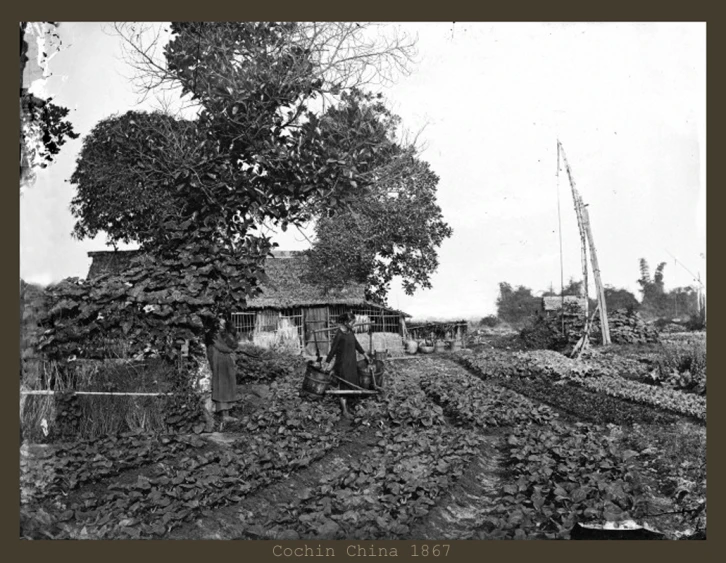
[409,433,504,539]
[167,425,379,539]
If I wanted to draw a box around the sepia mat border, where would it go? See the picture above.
[2,3,718,562]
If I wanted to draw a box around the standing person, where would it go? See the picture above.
[323,312,370,419]
[206,315,240,426]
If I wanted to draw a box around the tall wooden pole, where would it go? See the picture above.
[556,141,566,336]
[559,142,589,320]
[580,204,611,345]
[558,141,611,346]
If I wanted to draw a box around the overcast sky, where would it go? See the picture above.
[20,22,706,319]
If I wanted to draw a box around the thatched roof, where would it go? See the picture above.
[87,250,143,280]
[542,295,588,311]
[86,249,408,315]
[247,250,369,309]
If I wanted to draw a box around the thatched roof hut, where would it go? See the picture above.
[86,249,409,356]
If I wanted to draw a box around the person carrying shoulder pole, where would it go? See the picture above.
[322,312,370,419]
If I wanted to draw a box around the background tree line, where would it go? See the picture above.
[494,258,703,327]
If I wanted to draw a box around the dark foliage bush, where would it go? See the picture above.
[518,317,569,352]
[235,346,306,384]
[654,318,676,330]
[685,310,706,331]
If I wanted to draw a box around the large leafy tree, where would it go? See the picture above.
[667,286,700,319]
[496,283,541,326]
[69,24,417,248]
[41,22,417,360]
[303,90,452,303]
[637,258,670,319]
[603,286,639,312]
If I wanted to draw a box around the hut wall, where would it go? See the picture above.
[234,308,303,353]
[251,308,280,349]
[304,307,331,356]
[232,312,256,341]
[328,304,402,335]
[233,304,405,356]
[355,333,405,358]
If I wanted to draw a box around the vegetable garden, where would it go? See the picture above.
[20,337,706,540]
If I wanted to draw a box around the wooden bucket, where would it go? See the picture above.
[357,359,385,389]
[302,362,332,396]
[359,369,373,390]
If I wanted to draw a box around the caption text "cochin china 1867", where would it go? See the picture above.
[272,543,452,558]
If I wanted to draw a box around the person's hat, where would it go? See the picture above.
[338,312,354,325]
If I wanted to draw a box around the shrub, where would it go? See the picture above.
[655,338,706,395]
[235,345,305,384]
[480,315,500,328]
[518,317,568,352]
[685,309,706,331]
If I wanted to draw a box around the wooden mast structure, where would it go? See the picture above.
[557,141,611,348]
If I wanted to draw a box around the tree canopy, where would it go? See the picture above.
[496,282,541,326]
[637,258,701,321]
[603,286,639,312]
[302,90,452,303]
[637,258,669,319]
[69,111,199,245]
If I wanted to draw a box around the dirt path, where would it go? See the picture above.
[408,433,504,540]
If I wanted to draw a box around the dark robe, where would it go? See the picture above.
[207,332,238,411]
[326,328,366,387]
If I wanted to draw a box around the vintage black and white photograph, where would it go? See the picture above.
[20,22,705,542]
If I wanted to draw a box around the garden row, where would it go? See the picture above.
[455,350,705,422]
[485,421,659,539]
[415,357,704,539]
[412,360,661,538]
[417,361,558,428]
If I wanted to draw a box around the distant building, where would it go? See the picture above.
[541,295,588,317]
